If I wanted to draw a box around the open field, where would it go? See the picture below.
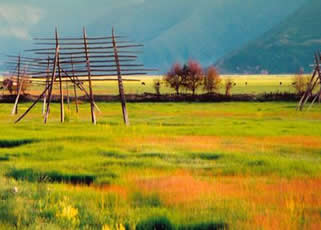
[0,75,303,96]
[0,102,320,229]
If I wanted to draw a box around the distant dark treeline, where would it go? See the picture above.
[0,93,302,103]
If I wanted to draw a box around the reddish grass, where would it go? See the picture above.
[131,170,321,229]
[121,135,321,155]
[69,168,321,229]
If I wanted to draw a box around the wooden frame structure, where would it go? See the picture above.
[297,53,321,111]
[4,27,154,125]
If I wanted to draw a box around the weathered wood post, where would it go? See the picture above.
[112,27,129,126]
[70,55,79,113]
[43,57,50,115]
[12,55,20,115]
[55,28,64,123]
[44,45,60,124]
[83,27,96,124]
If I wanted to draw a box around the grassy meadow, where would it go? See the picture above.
[1,75,301,96]
[0,101,320,229]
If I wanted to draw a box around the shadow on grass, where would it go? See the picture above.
[136,216,228,230]
[6,168,96,185]
[136,153,172,159]
[178,222,228,230]
[0,156,10,161]
[190,153,222,161]
[0,139,37,148]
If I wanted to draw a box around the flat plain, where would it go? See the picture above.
[0,100,320,229]
[0,75,301,96]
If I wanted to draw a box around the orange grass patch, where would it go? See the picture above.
[68,169,321,229]
[68,184,128,198]
[121,135,321,154]
[132,170,321,229]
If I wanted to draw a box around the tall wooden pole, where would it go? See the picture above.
[13,55,20,115]
[12,65,25,115]
[298,54,319,111]
[112,27,129,126]
[60,67,101,113]
[43,57,50,115]
[83,27,96,124]
[16,50,59,124]
[55,28,64,123]
[44,44,60,124]
[66,81,70,109]
[71,55,79,113]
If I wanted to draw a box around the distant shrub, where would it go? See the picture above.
[204,66,221,94]
[292,71,309,95]
[2,75,32,95]
[153,79,162,96]
[224,78,234,96]
[136,216,173,230]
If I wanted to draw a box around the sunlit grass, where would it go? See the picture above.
[0,102,320,229]
[2,74,302,97]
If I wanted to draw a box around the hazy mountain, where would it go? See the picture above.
[88,0,307,71]
[217,0,321,74]
[0,0,308,72]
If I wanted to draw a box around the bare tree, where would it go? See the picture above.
[225,78,234,96]
[204,66,221,94]
[164,63,184,95]
[183,60,203,95]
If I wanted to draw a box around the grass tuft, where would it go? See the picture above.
[6,168,96,185]
[0,139,36,148]
[136,216,173,230]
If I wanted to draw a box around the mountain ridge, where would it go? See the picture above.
[216,0,321,74]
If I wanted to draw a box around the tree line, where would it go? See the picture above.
[157,60,234,96]
[151,60,311,96]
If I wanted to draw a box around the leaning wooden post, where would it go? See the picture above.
[112,27,129,126]
[12,55,21,115]
[43,57,50,115]
[44,45,60,124]
[15,84,51,124]
[60,67,101,113]
[298,54,318,111]
[15,53,59,124]
[55,28,64,123]
[302,55,321,110]
[70,55,79,113]
[83,27,96,124]
[11,67,25,115]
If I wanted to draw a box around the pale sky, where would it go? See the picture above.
[0,0,145,40]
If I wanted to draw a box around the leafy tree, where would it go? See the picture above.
[183,60,203,95]
[204,66,221,93]
[164,63,184,95]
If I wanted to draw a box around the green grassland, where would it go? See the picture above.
[0,101,320,229]
[89,75,297,95]
[1,75,301,96]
